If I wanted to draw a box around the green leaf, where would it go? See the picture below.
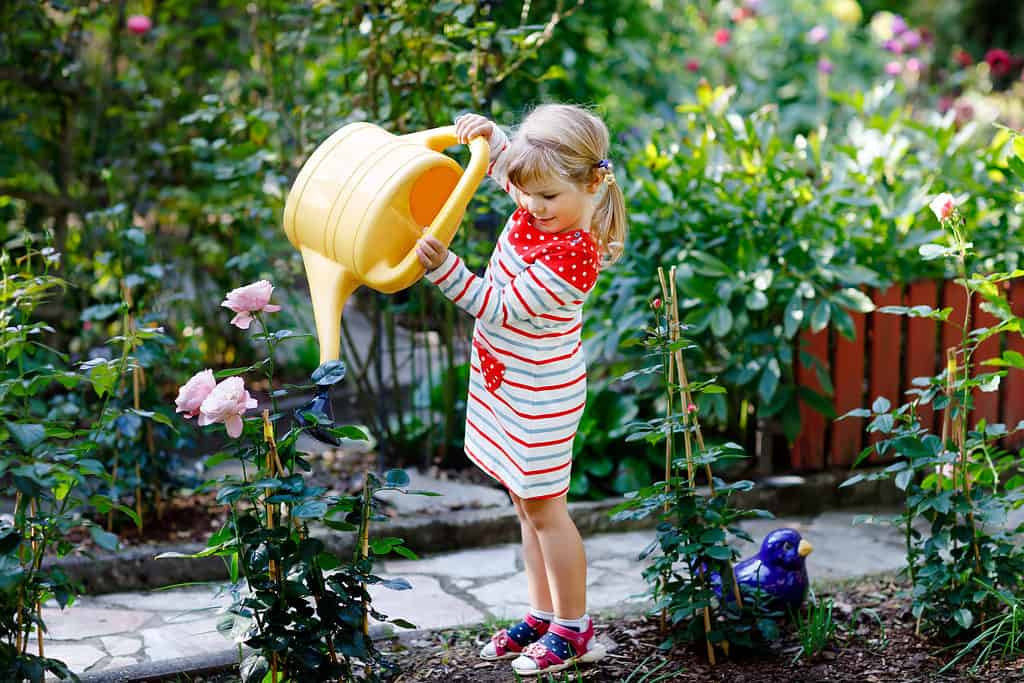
[312,360,347,386]
[810,299,830,332]
[384,469,410,488]
[710,305,733,337]
[894,468,914,491]
[784,294,804,338]
[758,358,781,403]
[745,290,768,311]
[953,608,973,630]
[240,654,269,683]
[89,526,120,552]
[292,500,327,519]
[871,397,891,414]
[5,422,45,451]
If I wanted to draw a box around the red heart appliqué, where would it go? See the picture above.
[474,341,506,393]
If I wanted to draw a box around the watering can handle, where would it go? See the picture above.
[408,125,490,250]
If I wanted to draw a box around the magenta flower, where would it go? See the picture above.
[175,369,217,419]
[883,39,904,54]
[198,377,258,438]
[818,58,834,75]
[985,49,1013,78]
[686,59,700,72]
[891,15,907,35]
[715,28,731,46]
[221,280,282,330]
[126,15,152,35]
[902,30,921,50]
[906,58,922,74]
[884,61,903,76]
[807,25,829,44]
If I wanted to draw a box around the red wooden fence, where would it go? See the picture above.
[790,279,1024,470]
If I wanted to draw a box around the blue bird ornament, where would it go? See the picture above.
[711,528,813,610]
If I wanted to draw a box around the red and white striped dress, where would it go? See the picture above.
[424,128,601,499]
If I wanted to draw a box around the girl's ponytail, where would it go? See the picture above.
[591,168,627,267]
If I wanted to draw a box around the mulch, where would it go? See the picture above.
[378,576,1024,683]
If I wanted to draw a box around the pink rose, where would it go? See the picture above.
[126,15,152,35]
[221,280,282,330]
[807,26,828,45]
[906,58,922,74]
[818,58,834,75]
[902,30,922,50]
[198,377,258,438]
[686,59,700,72]
[884,61,903,76]
[715,28,731,47]
[929,193,956,222]
[175,369,217,419]
[883,39,904,54]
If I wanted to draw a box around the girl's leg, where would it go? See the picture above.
[519,494,586,619]
[510,491,554,612]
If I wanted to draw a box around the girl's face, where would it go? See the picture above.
[515,174,599,234]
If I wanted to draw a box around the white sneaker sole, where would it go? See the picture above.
[511,642,607,675]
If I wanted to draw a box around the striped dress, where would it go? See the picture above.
[424,130,601,499]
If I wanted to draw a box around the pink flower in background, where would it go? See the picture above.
[906,58,922,74]
[902,30,922,50]
[954,49,973,67]
[891,15,907,35]
[818,58,834,74]
[883,39,904,54]
[126,15,152,35]
[222,280,282,330]
[715,28,731,46]
[935,462,954,480]
[175,369,217,419]
[985,49,1013,77]
[884,61,903,76]
[807,25,829,44]
[929,193,956,222]
[686,59,700,72]
[198,377,258,438]
[938,96,954,113]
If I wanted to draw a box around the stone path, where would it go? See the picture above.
[40,508,921,678]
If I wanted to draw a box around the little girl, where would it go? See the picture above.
[414,104,627,675]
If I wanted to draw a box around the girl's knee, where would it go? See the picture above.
[520,495,567,530]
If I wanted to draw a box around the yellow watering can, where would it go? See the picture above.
[283,122,490,365]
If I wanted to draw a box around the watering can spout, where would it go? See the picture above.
[300,246,362,364]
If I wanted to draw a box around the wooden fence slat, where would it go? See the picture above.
[830,310,866,467]
[792,327,829,470]
[1004,279,1024,449]
[869,285,904,455]
[904,280,938,433]
[971,298,1002,429]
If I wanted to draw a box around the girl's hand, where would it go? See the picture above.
[415,235,449,271]
[454,113,494,145]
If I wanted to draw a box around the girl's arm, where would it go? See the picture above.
[423,242,598,326]
[484,124,517,199]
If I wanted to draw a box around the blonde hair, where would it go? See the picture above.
[504,104,628,267]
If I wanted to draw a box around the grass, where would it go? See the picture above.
[790,595,837,663]
[939,583,1024,674]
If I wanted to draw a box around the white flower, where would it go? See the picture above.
[929,193,957,222]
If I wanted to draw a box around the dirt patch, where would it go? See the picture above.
[378,577,1024,682]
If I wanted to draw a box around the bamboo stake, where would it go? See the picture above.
[668,267,744,611]
[360,472,372,637]
[131,346,144,535]
[655,270,675,635]
[261,410,283,683]
[658,268,713,662]
[30,499,43,658]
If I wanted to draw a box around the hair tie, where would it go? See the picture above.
[596,159,611,169]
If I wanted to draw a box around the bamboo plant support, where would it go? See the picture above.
[657,267,714,664]
[262,410,283,683]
